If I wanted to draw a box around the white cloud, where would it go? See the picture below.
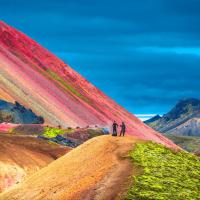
[135,114,157,117]
[135,114,158,121]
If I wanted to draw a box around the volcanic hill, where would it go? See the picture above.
[0,20,177,148]
[0,135,137,200]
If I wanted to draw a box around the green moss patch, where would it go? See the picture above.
[125,142,200,200]
[43,127,65,138]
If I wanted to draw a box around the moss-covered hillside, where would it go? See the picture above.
[126,142,200,200]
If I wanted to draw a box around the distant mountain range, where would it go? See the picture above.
[0,99,44,124]
[145,98,200,153]
[145,98,200,136]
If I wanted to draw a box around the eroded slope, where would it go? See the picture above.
[0,133,70,192]
[0,135,137,200]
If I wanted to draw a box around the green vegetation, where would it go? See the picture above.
[43,127,65,138]
[125,142,200,200]
[165,134,200,153]
[47,69,90,103]
[43,127,75,138]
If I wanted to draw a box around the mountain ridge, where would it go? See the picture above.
[145,98,200,136]
[0,20,177,148]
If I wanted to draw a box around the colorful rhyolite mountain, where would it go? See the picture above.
[0,20,177,148]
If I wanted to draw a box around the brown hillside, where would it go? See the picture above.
[0,135,138,200]
[0,133,70,193]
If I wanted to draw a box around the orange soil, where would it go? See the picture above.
[0,88,15,103]
[0,135,138,200]
[0,133,70,193]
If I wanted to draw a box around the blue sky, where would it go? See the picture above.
[1,0,200,120]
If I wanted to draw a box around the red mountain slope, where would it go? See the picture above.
[0,20,177,148]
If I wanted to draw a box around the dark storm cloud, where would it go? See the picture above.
[1,0,200,115]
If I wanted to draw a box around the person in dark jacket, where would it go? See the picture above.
[112,121,118,136]
[120,122,126,136]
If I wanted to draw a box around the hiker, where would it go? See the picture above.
[120,122,126,136]
[112,121,118,136]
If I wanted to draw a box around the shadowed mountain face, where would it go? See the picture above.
[0,99,44,124]
[144,115,161,124]
[145,98,200,136]
[0,20,178,148]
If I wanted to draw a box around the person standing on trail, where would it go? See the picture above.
[112,121,118,136]
[120,122,126,136]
